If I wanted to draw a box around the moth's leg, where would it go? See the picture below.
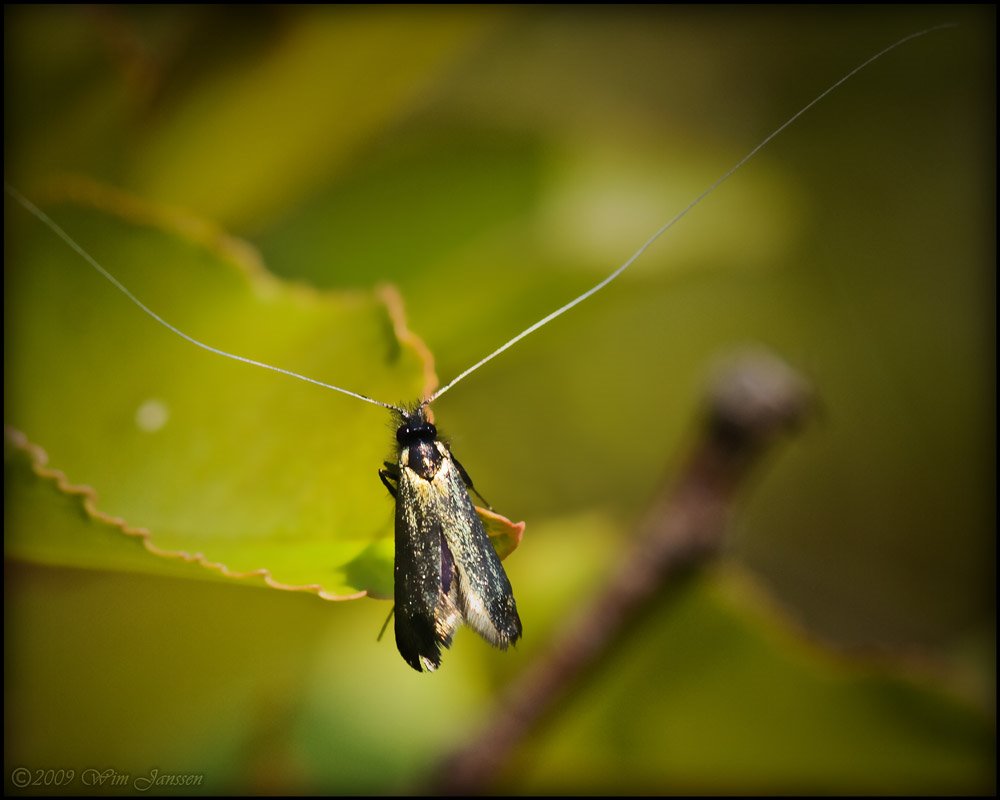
[377,605,395,642]
[451,453,492,510]
[379,463,400,499]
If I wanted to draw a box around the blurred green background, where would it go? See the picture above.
[4,5,994,794]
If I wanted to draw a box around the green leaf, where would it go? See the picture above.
[6,179,443,598]
[4,6,507,232]
[507,560,994,794]
[127,6,505,229]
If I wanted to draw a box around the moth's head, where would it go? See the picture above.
[395,404,437,446]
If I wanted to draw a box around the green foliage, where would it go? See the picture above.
[6,188,430,598]
[4,5,994,795]
[516,567,994,794]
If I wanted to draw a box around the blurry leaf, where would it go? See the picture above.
[3,559,526,794]
[5,179,435,598]
[129,6,506,228]
[512,565,994,794]
[3,562,344,794]
[256,130,546,294]
[478,507,526,562]
[5,6,508,231]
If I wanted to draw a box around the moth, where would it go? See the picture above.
[380,406,521,672]
[4,23,953,672]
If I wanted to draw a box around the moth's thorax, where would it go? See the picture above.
[400,438,446,481]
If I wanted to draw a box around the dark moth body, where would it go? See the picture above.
[380,407,521,672]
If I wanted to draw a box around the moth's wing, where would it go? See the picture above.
[393,468,461,672]
[439,461,523,649]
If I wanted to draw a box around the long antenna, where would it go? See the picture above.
[426,23,955,405]
[4,183,405,414]
[8,25,952,415]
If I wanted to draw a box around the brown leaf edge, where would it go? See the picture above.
[375,281,439,404]
[8,176,442,601]
[477,506,526,561]
[5,425,367,599]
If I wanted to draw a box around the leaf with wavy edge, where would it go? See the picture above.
[4,178,525,599]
